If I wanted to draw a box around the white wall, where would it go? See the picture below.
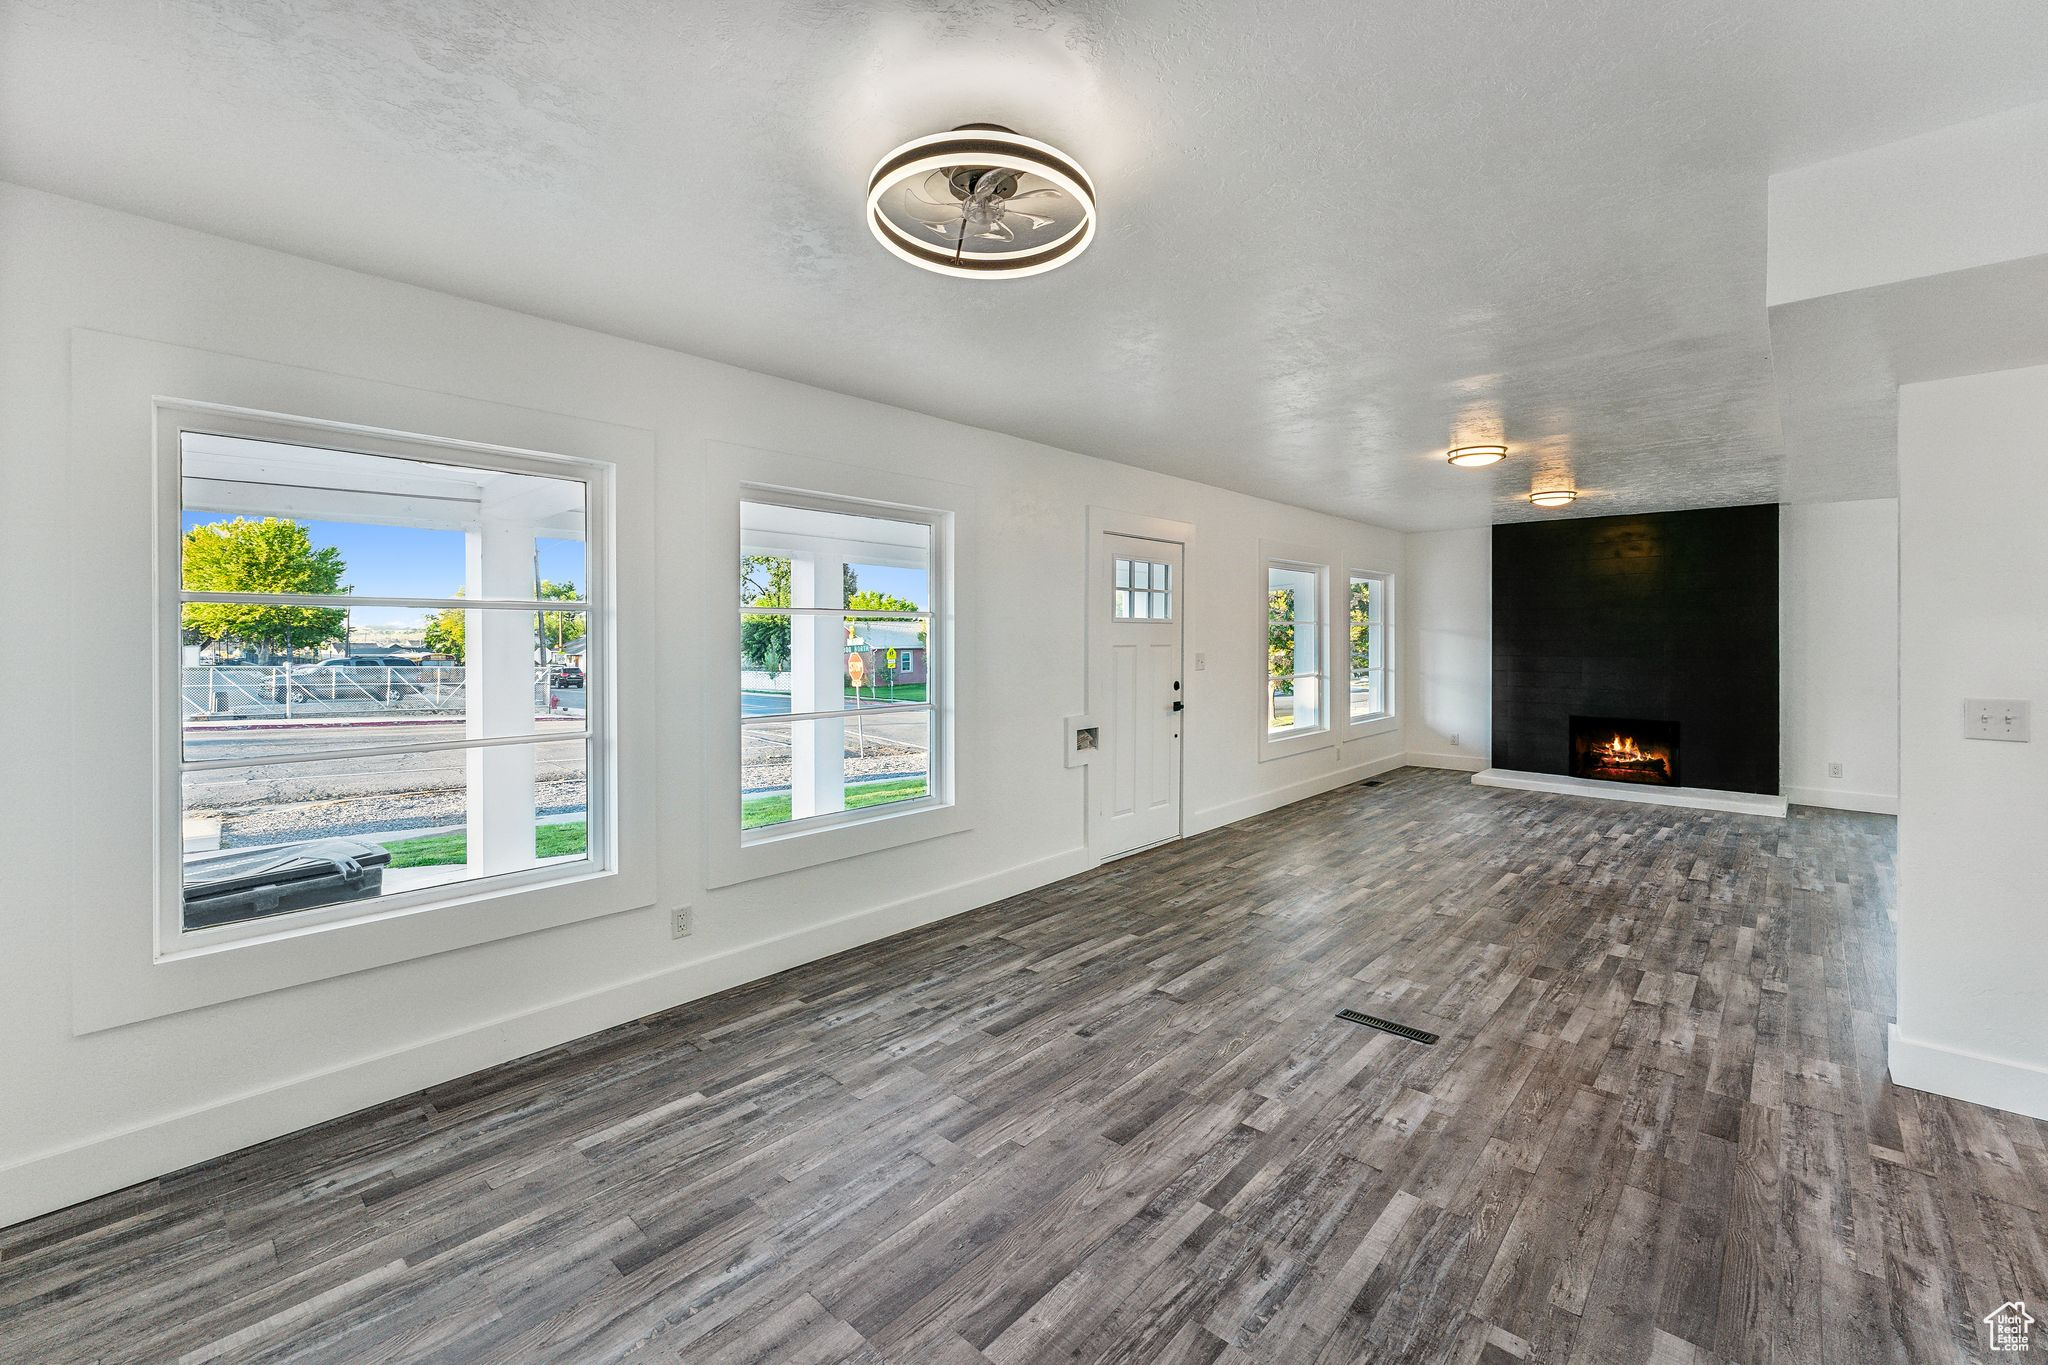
[1890,363,2048,1122]
[1779,499,1899,812]
[1401,527,1490,769]
[0,183,1426,1223]
[1767,99,2048,307]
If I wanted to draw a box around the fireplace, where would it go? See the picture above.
[1570,716,1680,787]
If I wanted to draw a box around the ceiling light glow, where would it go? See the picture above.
[1446,444,1509,468]
[1529,489,1578,508]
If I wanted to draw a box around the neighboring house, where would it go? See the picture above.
[848,621,926,687]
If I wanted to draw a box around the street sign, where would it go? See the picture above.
[847,652,866,687]
[886,648,898,668]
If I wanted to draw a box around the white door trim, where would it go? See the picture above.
[1085,506,1195,859]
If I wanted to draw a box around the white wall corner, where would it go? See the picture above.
[1888,1024,2048,1124]
[1185,749,1408,835]
[1781,786,1899,815]
[1404,750,1487,773]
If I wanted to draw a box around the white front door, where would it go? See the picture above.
[1091,534,1184,857]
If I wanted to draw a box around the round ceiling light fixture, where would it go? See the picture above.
[1446,444,1509,468]
[867,125,1096,279]
[1528,488,1579,508]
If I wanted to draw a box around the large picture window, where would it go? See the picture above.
[739,494,943,839]
[1348,571,1391,723]
[1266,560,1328,736]
[173,424,605,940]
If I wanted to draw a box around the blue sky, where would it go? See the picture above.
[182,513,929,623]
[847,562,929,610]
[181,513,585,628]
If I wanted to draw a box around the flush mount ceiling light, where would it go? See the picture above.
[1529,488,1579,508]
[867,125,1096,279]
[1446,444,1509,468]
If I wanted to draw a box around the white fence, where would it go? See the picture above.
[181,665,567,719]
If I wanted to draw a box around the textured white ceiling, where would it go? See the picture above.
[5,0,2047,529]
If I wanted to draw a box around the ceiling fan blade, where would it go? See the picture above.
[1005,187,1064,203]
[1006,210,1056,232]
[969,219,1016,242]
[905,172,962,212]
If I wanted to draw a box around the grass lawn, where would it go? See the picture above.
[741,776,928,830]
[849,682,926,703]
[380,820,588,868]
[745,684,929,705]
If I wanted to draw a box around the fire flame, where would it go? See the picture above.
[1596,733,1645,763]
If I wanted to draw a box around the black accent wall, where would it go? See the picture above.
[1492,504,1779,795]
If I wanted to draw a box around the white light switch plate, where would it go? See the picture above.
[1964,699,2031,742]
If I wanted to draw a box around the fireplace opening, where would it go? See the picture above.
[1570,715,1680,787]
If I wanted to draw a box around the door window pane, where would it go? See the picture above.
[1113,558,1173,621]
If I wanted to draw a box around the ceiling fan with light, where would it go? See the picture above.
[866,125,1096,279]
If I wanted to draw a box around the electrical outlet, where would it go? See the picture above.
[1828,762,1843,779]
[1964,699,2032,743]
[670,906,693,939]
[1450,733,1460,748]
[1194,653,1207,671]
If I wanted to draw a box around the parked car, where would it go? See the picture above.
[292,654,417,673]
[548,664,585,689]
[280,654,423,702]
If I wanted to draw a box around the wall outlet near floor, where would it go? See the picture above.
[1451,733,1460,748]
[1964,699,2032,742]
[1828,762,1843,778]
[671,906,693,939]
[1194,652,1207,671]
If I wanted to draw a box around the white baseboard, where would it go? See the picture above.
[1185,751,1411,835]
[1472,768,1789,818]
[1404,750,1487,772]
[0,846,1095,1229]
[1782,785,1899,815]
[1888,1024,2048,1123]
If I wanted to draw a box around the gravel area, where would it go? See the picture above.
[211,776,587,848]
[740,730,925,793]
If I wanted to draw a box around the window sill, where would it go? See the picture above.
[1259,724,1337,762]
[1345,713,1399,741]
[711,797,970,887]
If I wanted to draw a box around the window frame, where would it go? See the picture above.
[1260,551,1334,761]
[156,403,616,957]
[736,485,949,844]
[64,333,654,1034]
[703,440,977,890]
[1342,568,1396,736]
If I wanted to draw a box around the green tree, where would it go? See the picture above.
[739,556,868,674]
[538,579,585,655]
[1268,587,1296,699]
[1348,578,1371,673]
[181,518,347,661]
[423,593,465,663]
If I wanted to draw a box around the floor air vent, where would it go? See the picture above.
[1359,779,1383,787]
[1336,1009,1438,1044]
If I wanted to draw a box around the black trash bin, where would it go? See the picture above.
[181,838,393,930]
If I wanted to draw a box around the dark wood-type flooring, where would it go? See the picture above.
[5,768,2042,1364]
